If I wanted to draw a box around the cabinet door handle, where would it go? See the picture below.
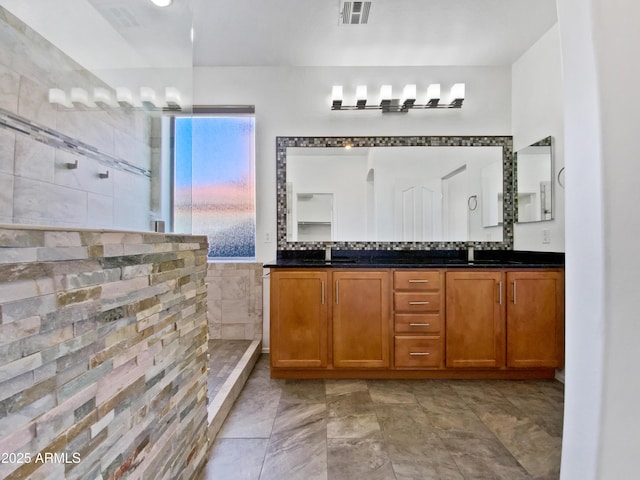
[498,281,503,305]
[513,281,517,304]
[409,352,431,356]
[409,301,430,305]
[321,281,325,305]
[409,323,431,327]
[335,280,339,304]
[408,279,429,283]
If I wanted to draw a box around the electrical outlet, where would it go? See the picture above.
[265,232,272,243]
[542,229,551,244]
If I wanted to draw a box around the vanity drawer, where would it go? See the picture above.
[394,271,442,291]
[394,292,441,312]
[394,313,442,334]
[395,336,442,368]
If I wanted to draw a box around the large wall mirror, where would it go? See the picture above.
[515,136,554,223]
[276,136,514,250]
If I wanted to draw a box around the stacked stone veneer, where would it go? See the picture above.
[0,226,210,480]
[206,263,263,341]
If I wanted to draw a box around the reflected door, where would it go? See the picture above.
[394,180,441,241]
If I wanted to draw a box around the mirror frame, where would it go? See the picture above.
[276,135,515,251]
[514,136,554,223]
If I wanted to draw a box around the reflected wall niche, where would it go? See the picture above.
[276,136,515,251]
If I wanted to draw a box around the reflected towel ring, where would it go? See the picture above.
[468,195,478,211]
[558,167,565,189]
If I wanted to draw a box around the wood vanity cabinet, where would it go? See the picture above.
[270,266,564,378]
[270,270,328,368]
[445,271,506,368]
[445,269,565,370]
[332,271,390,368]
[270,269,390,371]
[506,270,564,368]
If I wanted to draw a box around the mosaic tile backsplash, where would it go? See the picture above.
[277,135,515,251]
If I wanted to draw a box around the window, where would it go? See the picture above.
[172,112,256,260]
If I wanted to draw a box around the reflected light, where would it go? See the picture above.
[150,0,172,7]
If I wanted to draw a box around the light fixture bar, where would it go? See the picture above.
[331,83,464,112]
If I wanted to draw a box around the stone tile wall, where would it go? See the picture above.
[206,263,263,341]
[0,226,210,480]
[0,6,155,230]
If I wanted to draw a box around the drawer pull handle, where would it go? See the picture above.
[409,352,431,356]
[409,301,430,305]
[408,279,429,283]
[409,323,431,327]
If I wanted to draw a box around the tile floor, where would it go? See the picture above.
[202,354,564,480]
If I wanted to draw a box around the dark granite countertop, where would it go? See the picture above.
[264,249,564,269]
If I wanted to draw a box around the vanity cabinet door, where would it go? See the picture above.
[332,271,390,369]
[445,271,506,368]
[506,270,564,368]
[270,270,328,368]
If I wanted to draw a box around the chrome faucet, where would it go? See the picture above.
[325,245,332,262]
[467,245,475,262]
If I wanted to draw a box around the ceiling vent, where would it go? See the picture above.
[341,1,372,25]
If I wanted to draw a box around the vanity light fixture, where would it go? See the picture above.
[48,88,73,108]
[426,84,441,106]
[93,87,117,108]
[48,86,184,111]
[355,85,367,108]
[70,88,95,107]
[331,85,343,109]
[140,87,159,109]
[116,87,134,108]
[379,85,392,111]
[165,87,182,110]
[331,83,465,112]
[450,83,465,108]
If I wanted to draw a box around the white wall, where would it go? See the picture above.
[558,0,640,478]
[512,24,565,251]
[194,65,512,262]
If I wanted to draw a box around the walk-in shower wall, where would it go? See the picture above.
[0,226,210,479]
[0,6,154,230]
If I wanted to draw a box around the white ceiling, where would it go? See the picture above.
[192,0,558,67]
[0,0,557,70]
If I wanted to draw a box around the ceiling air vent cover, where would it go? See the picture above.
[341,1,372,25]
